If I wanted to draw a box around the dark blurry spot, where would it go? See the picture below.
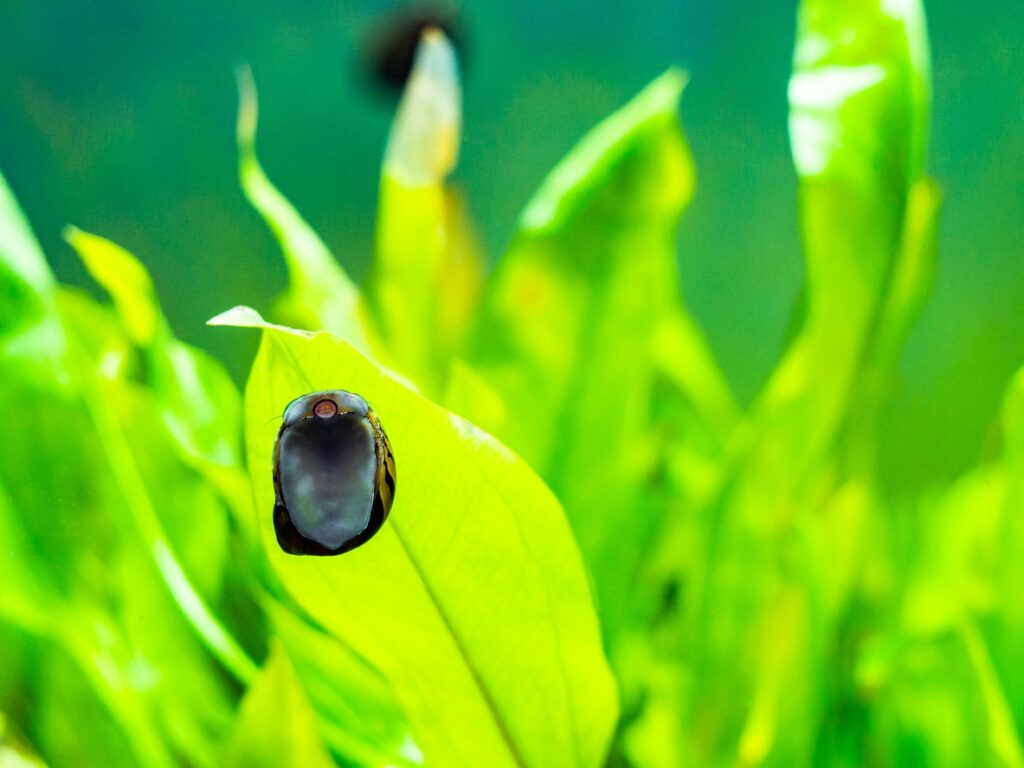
[655,581,679,622]
[362,4,467,94]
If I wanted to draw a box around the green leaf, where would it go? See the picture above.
[224,643,335,768]
[364,30,481,389]
[264,597,418,766]
[60,230,259,684]
[0,169,60,351]
[0,177,177,767]
[0,711,47,768]
[461,70,731,643]
[236,66,370,352]
[753,0,933,475]
[669,2,936,762]
[1,173,247,767]
[210,306,617,768]
[869,178,940,373]
[64,227,249,510]
[64,226,162,347]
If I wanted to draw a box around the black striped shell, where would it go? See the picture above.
[272,390,396,555]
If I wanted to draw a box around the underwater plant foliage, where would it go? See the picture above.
[2,3,1024,767]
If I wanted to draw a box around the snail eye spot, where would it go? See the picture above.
[313,399,338,418]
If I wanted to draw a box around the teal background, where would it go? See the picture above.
[1,1,1021,492]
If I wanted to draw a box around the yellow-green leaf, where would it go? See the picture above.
[210,305,617,768]
[462,70,731,645]
[364,29,482,389]
[224,644,335,768]
[236,66,370,352]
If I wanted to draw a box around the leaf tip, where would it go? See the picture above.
[384,26,462,186]
[235,63,258,151]
[518,67,690,233]
[649,66,688,110]
[61,223,82,244]
[207,305,266,328]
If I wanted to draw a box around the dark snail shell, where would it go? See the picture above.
[272,390,396,556]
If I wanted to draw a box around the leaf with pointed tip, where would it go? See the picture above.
[676,2,937,762]
[210,306,617,768]
[236,66,371,352]
[364,30,482,390]
[64,227,249,518]
[461,70,732,646]
[752,0,933,473]
[0,169,60,351]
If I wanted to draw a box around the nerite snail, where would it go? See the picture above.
[272,390,396,555]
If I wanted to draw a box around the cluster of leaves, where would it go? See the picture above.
[2,1,1023,767]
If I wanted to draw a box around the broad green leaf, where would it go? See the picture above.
[210,306,617,768]
[224,643,335,768]
[364,29,481,389]
[236,66,370,352]
[462,70,731,645]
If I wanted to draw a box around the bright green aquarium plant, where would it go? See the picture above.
[2,2,1023,766]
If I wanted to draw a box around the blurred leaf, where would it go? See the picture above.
[365,30,482,389]
[667,1,936,763]
[960,620,1024,768]
[67,320,258,686]
[210,305,617,768]
[65,226,161,347]
[59,232,258,684]
[754,0,932,476]
[236,66,371,352]
[435,184,485,372]
[0,173,253,768]
[870,178,941,373]
[462,70,731,652]
[264,597,417,766]
[224,643,335,768]
[0,711,47,768]
[0,169,60,352]
[64,227,251,529]
[867,634,989,768]
[32,646,148,768]
[0,173,173,766]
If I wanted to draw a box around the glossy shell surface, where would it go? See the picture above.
[272,390,396,555]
